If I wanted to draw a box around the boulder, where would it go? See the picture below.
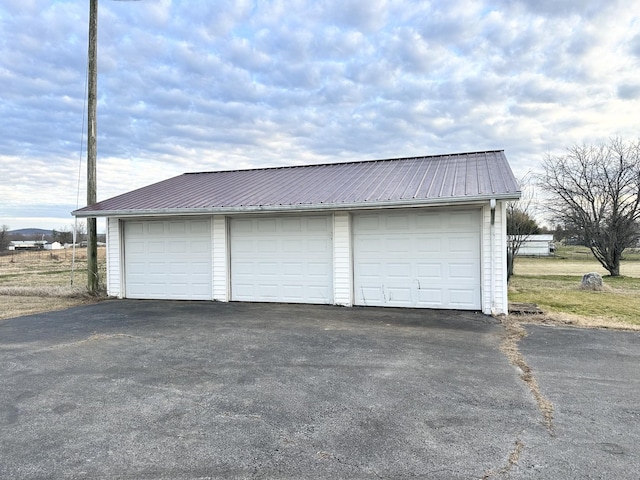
[581,272,604,291]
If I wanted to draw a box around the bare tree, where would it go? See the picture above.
[0,225,10,251]
[52,227,73,245]
[507,177,540,281]
[539,138,640,276]
[75,221,87,243]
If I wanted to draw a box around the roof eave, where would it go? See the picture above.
[72,193,521,218]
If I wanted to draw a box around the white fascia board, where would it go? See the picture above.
[72,193,521,218]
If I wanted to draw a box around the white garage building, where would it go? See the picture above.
[73,151,520,315]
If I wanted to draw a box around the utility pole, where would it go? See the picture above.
[87,0,98,294]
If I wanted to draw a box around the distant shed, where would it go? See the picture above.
[511,234,555,256]
[8,241,47,251]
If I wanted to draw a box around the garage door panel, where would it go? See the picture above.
[282,262,303,276]
[449,211,476,226]
[283,239,303,252]
[308,262,330,276]
[230,216,333,304]
[127,241,145,255]
[386,237,411,253]
[190,240,210,254]
[354,209,480,310]
[127,222,144,234]
[282,218,302,232]
[257,240,278,254]
[258,285,279,299]
[282,285,304,301]
[234,239,254,254]
[258,218,277,232]
[386,214,410,230]
[124,218,212,300]
[355,215,380,230]
[233,262,253,275]
[387,287,412,304]
[416,237,441,254]
[306,287,331,303]
[257,262,278,275]
[147,222,164,235]
[359,262,382,277]
[233,284,254,300]
[308,238,331,253]
[307,216,330,231]
[168,222,186,234]
[359,286,383,304]
[416,213,443,229]
[233,219,253,233]
[449,236,477,254]
[189,220,209,234]
[449,289,477,307]
[387,263,411,279]
[449,263,476,280]
[417,288,442,304]
[417,263,442,279]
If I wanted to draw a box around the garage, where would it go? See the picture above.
[230,215,333,304]
[75,151,520,315]
[353,209,481,309]
[124,218,212,300]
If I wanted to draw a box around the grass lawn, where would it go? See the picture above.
[510,246,640,329]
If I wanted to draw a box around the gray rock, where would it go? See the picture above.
[581,272,604,290]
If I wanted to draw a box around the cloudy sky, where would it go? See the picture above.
[1,0,639,231]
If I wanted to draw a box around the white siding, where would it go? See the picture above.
[212,215,228,301]
[481,201,508,315]
[333,212,352,306]
[497,202,508,314]
[106,217,121,298]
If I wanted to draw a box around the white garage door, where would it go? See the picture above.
[354,209,481,309]
[230,216,333,304]
[124,218,212,300]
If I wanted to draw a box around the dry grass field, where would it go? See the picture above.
[0,247,106,320]
[510,246,640,329]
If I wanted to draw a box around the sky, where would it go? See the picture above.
[1,0,639,231]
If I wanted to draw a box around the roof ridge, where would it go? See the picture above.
[183,150,505,176]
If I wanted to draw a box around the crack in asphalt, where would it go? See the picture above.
[500,316,555,435]
[481,438,524,479]
[37,333,139,351]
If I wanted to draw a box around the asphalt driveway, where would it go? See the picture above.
[0,301,638,479]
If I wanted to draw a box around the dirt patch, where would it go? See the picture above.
[500,316,555,435]
[0,295,97,321]
[482,438,524,479]
[39,333,138,350]
[516,312,640,332]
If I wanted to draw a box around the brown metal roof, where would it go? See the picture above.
[73,150,521,216]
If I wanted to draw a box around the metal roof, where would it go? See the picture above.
[73,150,521,217]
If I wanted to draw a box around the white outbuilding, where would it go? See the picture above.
[510,234,555,256]
[73,151,521,315]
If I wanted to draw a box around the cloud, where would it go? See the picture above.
[0,0,639,227]
[617,84,640,100]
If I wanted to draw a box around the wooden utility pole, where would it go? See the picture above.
[87,0,98,294]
